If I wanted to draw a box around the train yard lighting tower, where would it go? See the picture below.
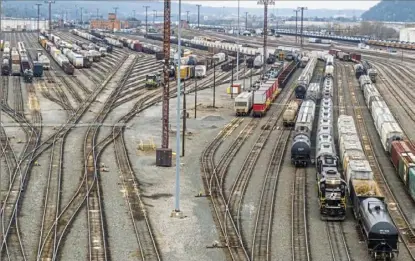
[96,8,99,20]
[133,10,136,19]
[196,4,201,29]
[298,7,307,50]
[245,12,248,31]
[186,11,190,23]
[80,7,84,26]
[44,0,55,35]
[36,3,42,37]
[293,9,299,44]
[143,6,150,36]
[258,0,275,77]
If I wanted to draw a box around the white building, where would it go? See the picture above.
[1,19,50,31]
[399,27,415,42]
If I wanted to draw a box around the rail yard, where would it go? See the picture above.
[1,24,415,261]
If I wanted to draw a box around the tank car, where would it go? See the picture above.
[283,99,301,127]
[325,55,334,66]
[295,57,317,99]
[253,55,263,69]
[291,100,316,167]
[324,65,334,78]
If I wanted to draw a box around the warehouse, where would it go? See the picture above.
[399,27,415,42]
[1,19,49,31]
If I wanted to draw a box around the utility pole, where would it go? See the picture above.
[155,0,172,168]
[153,10,156,24]
[80,7,84,26]
[186,11,189,23]
[298,7,307,50]
[236,0,240,81]
[231,59,234,99]
[196,5,201,29]
[294,9,299,44]
[258,0,275,78]
[44,1,55,35]
[36,3,42,37]
[245,12,248,31]
[143,5,150,36]
[182,81,186,157]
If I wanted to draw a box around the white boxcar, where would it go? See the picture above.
[324,65,334,78]
[55,54,69,67]
[67,51,84,68]
[234,92,253,116]
[253,90,267,105]
[359,75,372,89]
[380,123,404,152]
[363,84,381,110]
[195,65,206,78]
[345,160,373,184]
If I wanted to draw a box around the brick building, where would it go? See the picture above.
[90,13,129,30]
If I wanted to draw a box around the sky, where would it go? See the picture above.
[185,1,380,10]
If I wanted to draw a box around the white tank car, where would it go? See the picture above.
[253,55,263,68]
[195,65,206,78]
[234,91,253,116]
[322,77,334,98]
[316,97,335,162]
[324,65,334,78]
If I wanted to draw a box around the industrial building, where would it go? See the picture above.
[0,19,49,31]
[399,27,415,42]
[90,13,129,31]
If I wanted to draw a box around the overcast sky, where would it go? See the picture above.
[185,1,380,10]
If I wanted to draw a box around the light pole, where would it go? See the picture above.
[236,0,240,81]
[174,0,183,216]
[258,0,275,78]
[298,7,307,50]
[293,9,299,44]
[196,5,201,29]
[143,5,150,36]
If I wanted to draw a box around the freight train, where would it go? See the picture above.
[359,76,415,201]
[38,35,75,75]
[11,48,21,76]
[316,75,347,220]
[361,60,377,82]
[337,115,399,260]
[295,57,317,99]
[17,42,34,82]
[252,61,297,117]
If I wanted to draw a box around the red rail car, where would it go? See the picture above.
[252,61,298,117]
[351,53,361,63]
[329,49,342,57]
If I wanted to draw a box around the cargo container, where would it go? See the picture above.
[176,65,194,80]
[195,65,206,78]
[33,62,44,77]
[409,168,415,201]
[390,141,415,169]
[398,153,415,187]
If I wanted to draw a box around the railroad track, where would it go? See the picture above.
[0,124,19,201]
[291,168,310,261]
[43,71,75,112]
[325,222,351,261]
[36,133,65,260]
[250,130,290,261]
[1,76,8,104]
[12,77,24,116]
[338,62,415,259]
[112,126,161,261]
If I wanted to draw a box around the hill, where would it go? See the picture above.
[362,0,415,21]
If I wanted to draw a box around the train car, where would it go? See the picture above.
[176,65,194,80]
[234,92,253,116]
[337,52,350,61]
[104,37,123,48]
[300,56,309,68]
[305,82,320,103]
[322,76,334,98]
[20,55,33,83]
[11,50,21,76]
[291,99,316,167]
[195,65,206,78]
[329,49,341,56]
[65,50,84,68]
[3,47,11,60]
[1,58,10,75]
[351,53,362,63]
[362,60,377,83]
[283,99,301,127]
[246,56,254,68]
[32,61,44,77]
[324,65,334,78]
[337,115,399,260]
[354,64,364,79]
[0,40,3,51]
[295,57,317,99]
[253,55,263,69]
[325,55,334,66]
